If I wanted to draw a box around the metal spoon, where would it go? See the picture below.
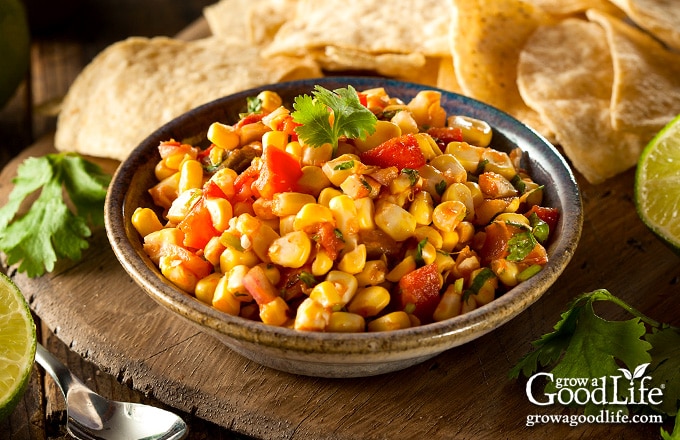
[35,343,188,440]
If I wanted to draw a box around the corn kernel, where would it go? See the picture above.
[325,270,359,304]
[367,311,411,331]
[262,130,288,151]
[204,197,233,232]
[260,296,290,326]
[409,191,434,225]
[272,192,316,217]
[268,231,312,268]
[294,297,331,331]
[386,255,417,282]
[131,207,164,237]
[317,187,343,207]
[447,115,492,147]
[212,274,240,315]
[347,286,390,317]
[312,249,333,276]
[433,284,462,321]
[203,236,226,266]
[327,312,366,332]
[296,165,331,197]
[178,159,204,194]
[207,122,240,150]
[310,281,344,309]
[293,203,335,231]
[256,90,283,113]
[194,272,222,305]
[432,200,467,232]
[374,201,416,241]
[355,259,387,287]
[338,244,366,274]
[354,197,375,231]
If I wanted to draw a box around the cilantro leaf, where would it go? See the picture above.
[292,85,377,151]
[0,153,110,277]
[647,327,680,416]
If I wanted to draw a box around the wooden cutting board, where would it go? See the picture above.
[1,132,676,439]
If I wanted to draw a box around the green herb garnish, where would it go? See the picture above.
[0,153,111,277]
[291,85,377,152]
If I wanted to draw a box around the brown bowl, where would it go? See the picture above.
[105,77,583,378]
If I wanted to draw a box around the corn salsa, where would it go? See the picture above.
[132,86,559,332]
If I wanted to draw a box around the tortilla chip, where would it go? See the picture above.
[435,57,462,94]
[322,46,427,77]
[55,36,321,161]
[524,0,623,16]
[450,0,556,139]
[608,0,680,50]
[204,0,299,46]
[261,0,452,58]
[517,18,643,184]
[587,9,680,134]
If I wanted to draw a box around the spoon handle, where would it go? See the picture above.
[35,343,88,400]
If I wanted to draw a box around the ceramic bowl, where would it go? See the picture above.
[105,77,583,378]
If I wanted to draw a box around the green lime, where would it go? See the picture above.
[635,114,680,254]
[0,0,31,109]
[0,272,36,420]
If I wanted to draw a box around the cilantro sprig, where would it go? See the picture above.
[291,85,377,152]
[0,153,111,277]
[511,289,679,436]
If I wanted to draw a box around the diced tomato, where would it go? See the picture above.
[203,180,227,199]
[232,162,260,203]
[276,115,301,142]
[478,221,549,266]
[357,92,368,107]
[478,221,513,266]
[252,146,303,199]
[525,206,560,233]
[360,133,426,170]
[306,222,345,260]
[398,263,441,323]
[178,198,219,250]
[236,113,265,128]
[158,140,197,159]
[427,127,463,149]
[197,144,215,160]
[523,243,548,266]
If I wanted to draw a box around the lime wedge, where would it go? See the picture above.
[635,114,680,254]
[0,272,36,420]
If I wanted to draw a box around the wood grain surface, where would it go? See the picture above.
[1,135,676,439]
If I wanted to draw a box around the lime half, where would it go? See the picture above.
[635,114,680,254]
[0,272,36,420]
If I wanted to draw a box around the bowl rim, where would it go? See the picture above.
[105,76,583,355]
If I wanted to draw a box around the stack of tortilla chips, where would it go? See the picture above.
[56,0,680,184]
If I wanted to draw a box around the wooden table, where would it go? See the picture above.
[2,3,679,439]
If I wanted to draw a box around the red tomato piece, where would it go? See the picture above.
[158,140,196,159]
[525,206,560,233]
[236,113,265,128]
[398,263,441,323]
[252,146,303,199]
[178,198,218,250]
[478,221,512,266]
[276,115,302,141]
[427,127,463,149]
[203,180,227,199]
[359,133,426,170]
